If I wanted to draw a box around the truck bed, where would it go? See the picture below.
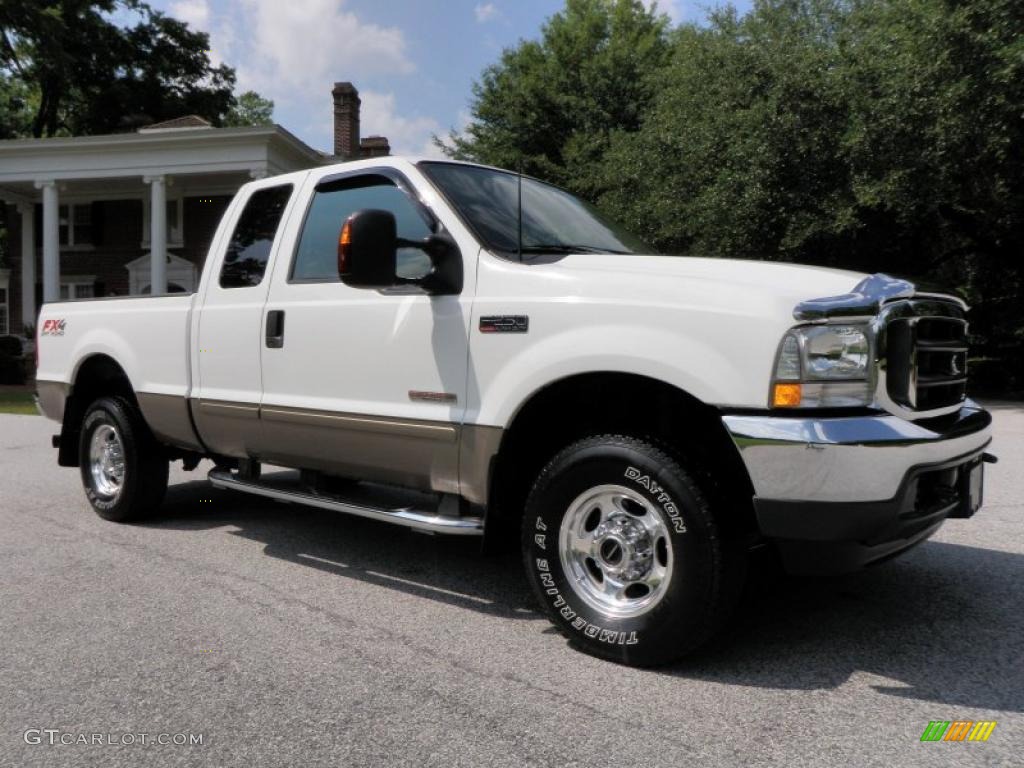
[36,294,197,405]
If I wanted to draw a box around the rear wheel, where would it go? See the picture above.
[79,396,168,522]
[522,435,739,666]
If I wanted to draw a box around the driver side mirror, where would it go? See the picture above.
[338,209,462,295]
[338,209,398,289]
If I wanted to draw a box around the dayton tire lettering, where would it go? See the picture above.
[624,466,687,533]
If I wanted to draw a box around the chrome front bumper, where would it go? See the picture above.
[722,402,993,572]
[722,402,991,503]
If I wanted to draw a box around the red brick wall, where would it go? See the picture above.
[2,195,233,335]
[181,195,232,270]
[65,199,146,297]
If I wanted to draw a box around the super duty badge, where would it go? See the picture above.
[480,315,529,333]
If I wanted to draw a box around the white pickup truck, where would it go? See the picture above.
[36,157,994,666]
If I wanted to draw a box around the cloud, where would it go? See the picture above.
[161,0,446,156]
[171,0,413,104]
[233,0,413,98]
[474,3,499,23]
[643,0,684,23]
[360,90,445,157]
[169,0,210,28]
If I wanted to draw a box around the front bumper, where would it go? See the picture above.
[722,402,992,572]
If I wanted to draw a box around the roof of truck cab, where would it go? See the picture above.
[314,155,528,180]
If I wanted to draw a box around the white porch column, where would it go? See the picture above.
[17,203,36,326]
[35,180,59,303]
[146,175,168,295]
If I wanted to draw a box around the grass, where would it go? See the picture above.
[0,390,38,415]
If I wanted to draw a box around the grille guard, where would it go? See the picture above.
[793,273,970,419]
[793,273,968,322]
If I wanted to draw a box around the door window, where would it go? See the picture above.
[219,185,293,289]
[290,175,433,282]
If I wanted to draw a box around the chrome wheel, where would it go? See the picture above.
[88,423,125,500]
[559,484,673,619]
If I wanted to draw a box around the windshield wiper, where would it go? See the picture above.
[518,244,631,255]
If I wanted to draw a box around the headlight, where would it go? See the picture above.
[771,324,873,407]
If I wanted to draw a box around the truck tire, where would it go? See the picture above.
[78,396,168,522]
[522,435,736,667]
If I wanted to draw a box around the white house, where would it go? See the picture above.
[0,82,389,337]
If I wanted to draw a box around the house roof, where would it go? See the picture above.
[0,124,326,195]
[138,115,213,132]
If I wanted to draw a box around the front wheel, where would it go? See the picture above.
[79,396,169,522]
[522,435,738,667]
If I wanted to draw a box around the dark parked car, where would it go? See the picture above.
[0,335,28,385]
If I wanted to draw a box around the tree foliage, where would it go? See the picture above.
[448,0,1024,391]
[439,0,671,188]
[0,0,270,136]
[223,90,275,127]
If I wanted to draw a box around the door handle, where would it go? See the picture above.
[266,310,285,348]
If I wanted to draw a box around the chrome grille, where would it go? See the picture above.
[885,305,968,413]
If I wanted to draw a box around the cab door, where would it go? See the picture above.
[192,181,297,457]
[255,168,474,494]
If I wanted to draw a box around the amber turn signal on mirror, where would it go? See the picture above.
[337,219,353,275]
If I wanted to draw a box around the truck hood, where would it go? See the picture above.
[552,253,868,318]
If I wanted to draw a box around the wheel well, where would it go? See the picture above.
[57,355,139,467]
[485,372,757,548]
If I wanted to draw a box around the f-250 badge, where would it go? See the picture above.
[479,315,529,333]
[41,319,66,336]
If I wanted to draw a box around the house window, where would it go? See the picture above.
[142,197,184,246]
[57,204,93,247]
[59,281,95,301]
[167,199,182,243]
[0,287,8,335]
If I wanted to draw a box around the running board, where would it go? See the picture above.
[207,469,483,536]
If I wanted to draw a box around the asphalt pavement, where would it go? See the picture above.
[1,407,1021,767]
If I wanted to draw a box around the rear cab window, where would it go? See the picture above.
[219,185,294,289]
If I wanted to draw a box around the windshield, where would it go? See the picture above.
[419,161,651,258]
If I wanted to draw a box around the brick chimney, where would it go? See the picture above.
[359,136,391,158]
[332,82,361,158]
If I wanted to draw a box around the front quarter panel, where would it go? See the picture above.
[468,253,797,427]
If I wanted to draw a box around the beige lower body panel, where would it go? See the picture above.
[257,405,461,496]
[191,400,503,505]
[458,424,503,506]
[35,380,69,422]
[192,398,262,458]
[136,392,204,452]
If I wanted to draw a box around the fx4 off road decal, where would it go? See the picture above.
[624,467,687,533]
[41,319,66,337]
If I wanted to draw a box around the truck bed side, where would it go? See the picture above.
[36,294,201,452]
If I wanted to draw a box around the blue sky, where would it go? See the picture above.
[149,1,752,156]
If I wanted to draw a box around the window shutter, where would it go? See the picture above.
[90,201,104,247]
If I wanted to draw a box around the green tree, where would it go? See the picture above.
[453,0,1024,390]
[599,1,854,258]
[598,0,1024,385]
[223,90,275,127]
[0,72,35,138]
[438,0,671,190]
[0,1,269,136]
